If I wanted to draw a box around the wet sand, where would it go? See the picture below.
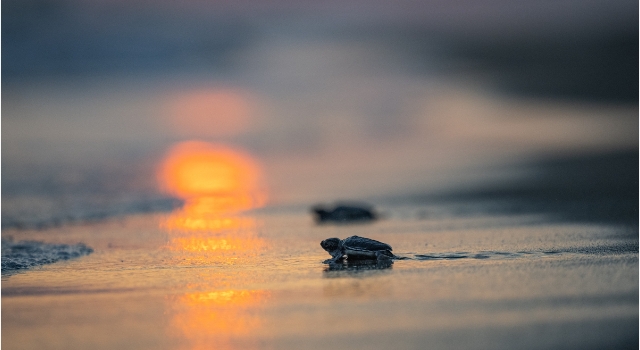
[2,196,637,350]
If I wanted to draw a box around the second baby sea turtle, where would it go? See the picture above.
[320,235,398,264]
[311,203,377,223]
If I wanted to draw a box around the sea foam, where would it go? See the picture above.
[1,239,93,274]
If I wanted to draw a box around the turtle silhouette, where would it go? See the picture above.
[311,204,376,223]
[320,235,401,264]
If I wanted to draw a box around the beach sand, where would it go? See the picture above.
[2,193,637,350]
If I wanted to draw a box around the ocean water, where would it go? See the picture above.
[2,0,638,349]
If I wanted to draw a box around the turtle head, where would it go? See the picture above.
[320,238,341,253]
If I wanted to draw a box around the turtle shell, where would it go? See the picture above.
[342,236,392,252]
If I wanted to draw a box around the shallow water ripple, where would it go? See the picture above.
[412,242,638,261]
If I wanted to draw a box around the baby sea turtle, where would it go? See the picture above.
[320,235,398,264]
[311,204,376,223]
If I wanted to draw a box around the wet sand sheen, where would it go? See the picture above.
[2,208,637,350]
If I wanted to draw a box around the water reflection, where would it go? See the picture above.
[322,261,394,299]
[323,260,393,275]
[159,141,270,349]
[162,196,267,262]
[168,289,271,350]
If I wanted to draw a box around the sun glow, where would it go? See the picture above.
[158,141,268,259]
[158,141,265,208]
[164,88,256,138]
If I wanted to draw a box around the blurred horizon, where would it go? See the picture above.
[2,0,638,228]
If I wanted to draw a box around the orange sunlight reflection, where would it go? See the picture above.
[169,289,271,350]
[158,141,268,262]
[159,141,271,349]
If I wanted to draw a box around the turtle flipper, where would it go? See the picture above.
[323,257,344,264]
[323,250,345,264]
[376,251,393,262]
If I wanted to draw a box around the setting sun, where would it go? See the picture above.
[158,141,266,212]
